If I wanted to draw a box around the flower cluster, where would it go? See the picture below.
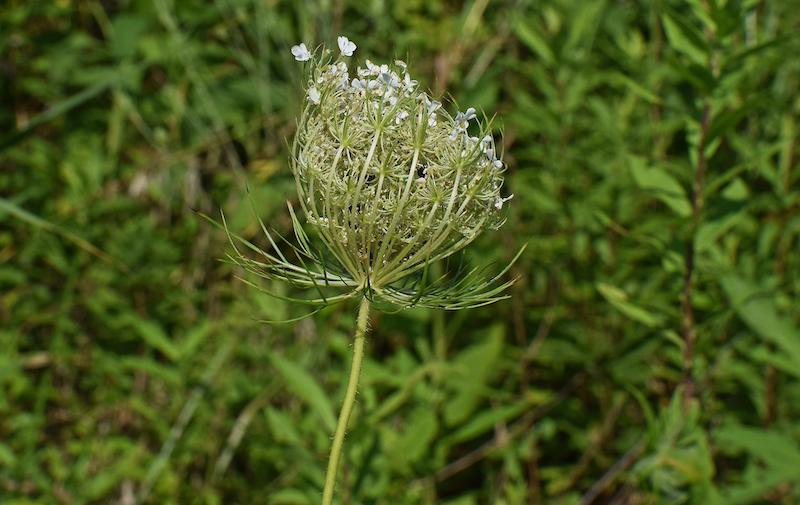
[289,36,512,290]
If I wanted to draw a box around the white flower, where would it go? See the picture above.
[308,86,321,104]
[337,36,357,57]
[395,110,409,124]
[326,63,342,76]
[454,107,477,127]
[403,73,417,93]
[450,107,478,140]
[420,95,441,126]
[379,71,397,88]
[364,60,388,76]
[291,43,311,61]
[494,194,513,210]
[324,63,350,89]
[480,135,496,158]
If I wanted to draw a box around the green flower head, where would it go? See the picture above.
[224,37,520,313]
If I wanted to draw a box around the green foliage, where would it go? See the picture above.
[2,0,800,504]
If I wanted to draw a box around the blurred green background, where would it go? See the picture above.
[2,0,800,504]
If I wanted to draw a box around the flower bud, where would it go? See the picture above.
[291,42,511,288]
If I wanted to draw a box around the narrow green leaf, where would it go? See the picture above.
[268,489,313,505]
[0,197,122,268]
[513,19,555,65]
[179,321,214,357]
[0,77,117,148]
[662,10,708,66]
[608,72,661,104]
[443,401,528,446]
[122,314,180,362]
[597,283,663,328]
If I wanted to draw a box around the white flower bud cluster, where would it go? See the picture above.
[290,37,512,287]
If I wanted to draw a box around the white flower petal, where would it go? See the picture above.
[291,43,311,61]
[308,86,321,104]
[337,35,357,57]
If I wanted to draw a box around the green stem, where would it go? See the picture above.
[321,296,371,505]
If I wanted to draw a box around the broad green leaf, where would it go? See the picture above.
[695,212,744,253]
[0,443,15,466]
[443,326,504,426]
[629,157,692,217]
[714,425,800,469]
[707,97,765,146]
[710,425,800,504]
[721,178,749,201]
[719,275,800,377]
[395,407,438,465]
[266,406,303,446]
[268,353,336,431]
[109,14,150,58]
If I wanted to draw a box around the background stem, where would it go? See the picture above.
[321,296,371,505]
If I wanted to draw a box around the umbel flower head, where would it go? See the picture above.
[223,37,520,312]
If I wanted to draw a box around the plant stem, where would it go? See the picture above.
[321,296,371,505]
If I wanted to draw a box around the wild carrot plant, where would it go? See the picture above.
[224,36,519,505]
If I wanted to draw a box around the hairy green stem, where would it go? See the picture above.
[321,296,371,505]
